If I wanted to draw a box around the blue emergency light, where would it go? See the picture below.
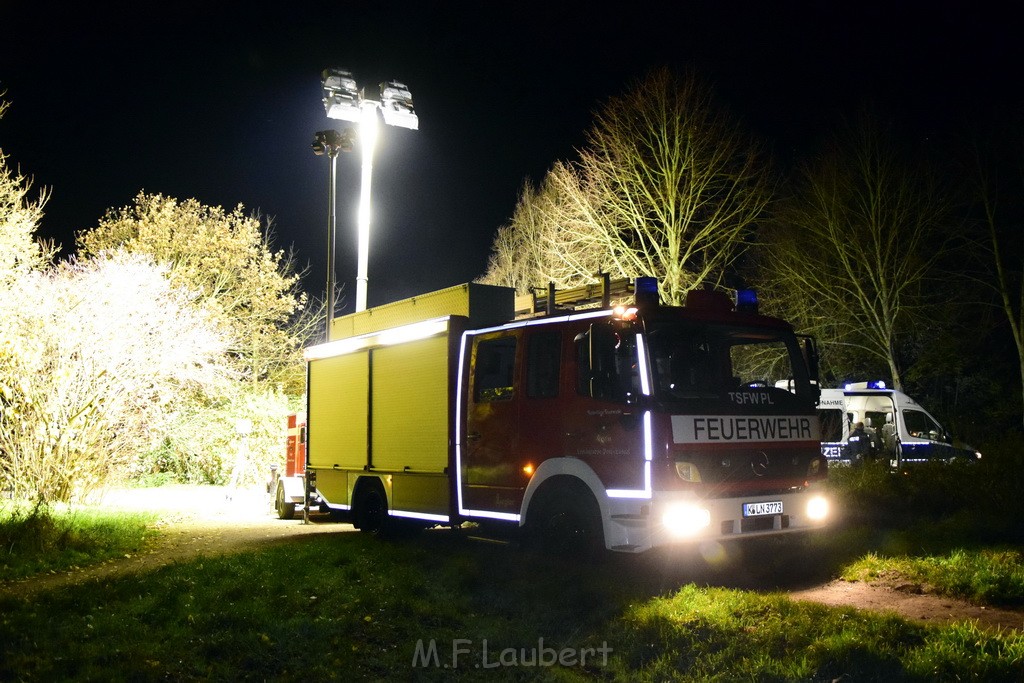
[843,380,888,390]
[634,277,660,307]
[736,288,759,313]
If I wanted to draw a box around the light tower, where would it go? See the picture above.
[311,128,354,339]
[321,68,418,314]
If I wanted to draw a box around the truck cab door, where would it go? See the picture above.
[463,332,521,513]
[560,320,647,494]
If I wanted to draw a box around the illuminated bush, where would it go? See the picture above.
[0,252,231,502]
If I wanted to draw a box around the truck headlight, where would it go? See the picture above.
[806,495,829,522]
[662,503,711,536]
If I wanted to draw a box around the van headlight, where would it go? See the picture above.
[662,503,711,536]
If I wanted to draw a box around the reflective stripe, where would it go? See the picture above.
[606,411,653,499]
[391,510,450,523]
[455,310,614,518]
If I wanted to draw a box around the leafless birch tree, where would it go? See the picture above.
[482,68,773,304]
[757,113,951,390]
[964,118,1024,426]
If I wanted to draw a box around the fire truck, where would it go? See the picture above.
[269,413,308,519]
[302,277,829,553]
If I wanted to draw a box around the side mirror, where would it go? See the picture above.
[799,335,821,401]
[576,323,620,400]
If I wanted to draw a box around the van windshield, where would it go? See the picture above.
[818,408,845,442]
[645,323,811,401]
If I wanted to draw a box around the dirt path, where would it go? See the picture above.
[3,485,1023,633]
[789,579,1024,633]
[0,485,353,600]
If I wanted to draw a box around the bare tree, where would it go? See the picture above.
[963,115,1024,426]
[481,179,552,293]
[482,67,773,304]
[482,174,607,293]
[757,112,952,390]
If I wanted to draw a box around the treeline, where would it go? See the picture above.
[1,97,321,502]
[4,65,1023,502]
[480,67,1024,442]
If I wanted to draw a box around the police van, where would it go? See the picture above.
[816,381,981,467]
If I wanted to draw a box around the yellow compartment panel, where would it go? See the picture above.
[308,351,369,470]
[314,469,349,506]
[330,282,512,340]
[371,335,449,472]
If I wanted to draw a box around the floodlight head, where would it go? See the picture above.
[379,79,419,130]
[322,67,362,122]
[322,68,355,86]
[311,129,355,157]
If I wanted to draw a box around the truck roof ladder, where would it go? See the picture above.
[514,273,635,318]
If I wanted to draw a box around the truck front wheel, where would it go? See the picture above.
[527,485,604,558]
[275,481,295,520]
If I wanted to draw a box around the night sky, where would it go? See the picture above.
[1,1,1019,310]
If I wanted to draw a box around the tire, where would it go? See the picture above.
[355,485,389,533]
[527,485,604,558]
[275,481,295,520]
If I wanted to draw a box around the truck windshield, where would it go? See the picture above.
[645,323,811,401]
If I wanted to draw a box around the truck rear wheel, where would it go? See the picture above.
[354,484,389,533]
[275,481,295,520]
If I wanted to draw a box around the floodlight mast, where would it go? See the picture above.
[311,129,354,340]
[355,101,379,313]
[321,68,418,313]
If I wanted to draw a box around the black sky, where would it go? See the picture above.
[1,1,1020,309]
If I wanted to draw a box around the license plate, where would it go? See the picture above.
[743,501,783,517]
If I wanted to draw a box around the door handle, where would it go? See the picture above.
[467,432,481,441]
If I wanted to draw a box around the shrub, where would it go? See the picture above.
[827,432,1024,544]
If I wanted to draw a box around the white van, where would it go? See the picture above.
[817,382,981,467]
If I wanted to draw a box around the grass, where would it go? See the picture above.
[3,439,1024,680]
[1,531,1022,681]
[825,435,1024,547]
[0,501,156,581]
[843,548,1024,606]
[600,585,1024,682]
[817,434,1024,608]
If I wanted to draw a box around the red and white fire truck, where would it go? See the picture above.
[301,277,829,553]
[269,412,307,519]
